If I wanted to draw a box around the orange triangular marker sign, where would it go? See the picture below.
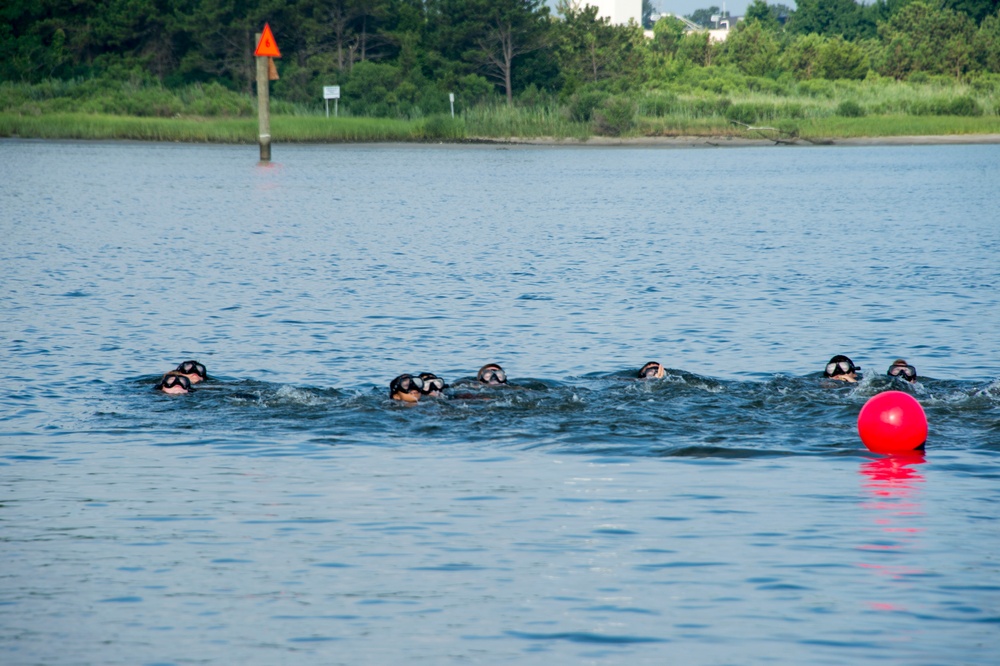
[254,23,281,58]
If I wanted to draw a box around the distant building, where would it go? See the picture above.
[707,15,742,42]
[647,11,743,43]
[585,0,642,26]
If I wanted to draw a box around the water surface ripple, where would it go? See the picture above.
[1,139,998,665]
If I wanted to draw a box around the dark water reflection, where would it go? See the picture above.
[96,370,1000,459]
[2,140,999,665]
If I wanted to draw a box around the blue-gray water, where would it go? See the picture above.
[2,139,999,665]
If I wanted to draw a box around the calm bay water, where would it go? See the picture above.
[2,139,999,664]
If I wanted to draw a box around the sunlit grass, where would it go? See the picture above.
[0,113,255,142]
[272,116,422,142]
[0,113,470,143]
[798,115,1000,138]
[463,104,591,139]
[2,101,998,144]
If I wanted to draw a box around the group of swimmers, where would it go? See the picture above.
[154,360,208,394]
[153,356,919,399]
[822,355,918,384]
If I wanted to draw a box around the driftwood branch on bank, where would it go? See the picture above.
[729,119,801,145]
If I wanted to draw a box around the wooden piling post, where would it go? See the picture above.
[255,33,270,163]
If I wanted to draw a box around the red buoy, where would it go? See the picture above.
[858,391,928,454]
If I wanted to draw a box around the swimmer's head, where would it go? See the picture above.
[389,374,423,402]
[477,363,507,386]
[638,361,665,379]
[418,372,446,397]
[175,360,207,383]
[887,359,917,383]
[824,355,859,382]
[156,371,193,394]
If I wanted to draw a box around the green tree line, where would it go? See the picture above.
[2,0,999,118]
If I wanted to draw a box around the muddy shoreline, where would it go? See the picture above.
[471,134,1000,148]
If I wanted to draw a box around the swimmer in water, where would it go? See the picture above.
[477,363,507,386]
[156,372,193,394]
[174,360,207,384]
[418,373,447,398]
[824,355,860,383]
[389,374,424,403]
[887,359,917,383]
[638,361,665,379]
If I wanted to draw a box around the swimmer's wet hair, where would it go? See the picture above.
[638,361,662,378]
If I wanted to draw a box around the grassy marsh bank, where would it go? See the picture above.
[5,111,1000,145]
[2,77,999,144]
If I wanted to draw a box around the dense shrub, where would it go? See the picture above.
[420,114,466,139]
[720,21,780,77]
[836,100,866,117]
[946,95,984,116]
[727,101,777,123]
[568,90,608,122]
[681,96,732,118]
[746,76,790,96]
[908,95,983,116]
[817,36,869,80]
[341,61,402,117]
[639,91,678,117]
[592,96,636,135]
[702,77,739,95]
[797,79,836,98]
[182,82,253,117]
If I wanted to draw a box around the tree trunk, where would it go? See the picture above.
[503,22,514,106]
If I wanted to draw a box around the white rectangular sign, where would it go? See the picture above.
[323,86,340,100]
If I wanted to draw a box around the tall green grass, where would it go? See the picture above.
[0,113,255,142]
[0,113,472,142]
[463,104,590,139]
[798,115,1000,138]
[2,74,998,143]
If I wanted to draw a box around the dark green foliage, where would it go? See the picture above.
[974,12,1000,72]
[0,77,257,117]
[728,102,768,123]
[876,2,978,79]
[591,96,636,135]
[797,78,836,97]
[682,96,733,118]
[947,95,984,115]
[908,95,984,115]
[786,0,876,41]
[420,113,465,139]
[941,0,1000,24]
[836,99,866,116]
[568,89,608,122]
[728,101,803,123]
[651,16,688,55]
[818,36,870,80]
[675,31,714,67]
[719,21,780,77]
[556,3,644,88]
[745,0,780,30]
[342,61,403,117]
[2,0,998,122]
[639,91,679,116]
